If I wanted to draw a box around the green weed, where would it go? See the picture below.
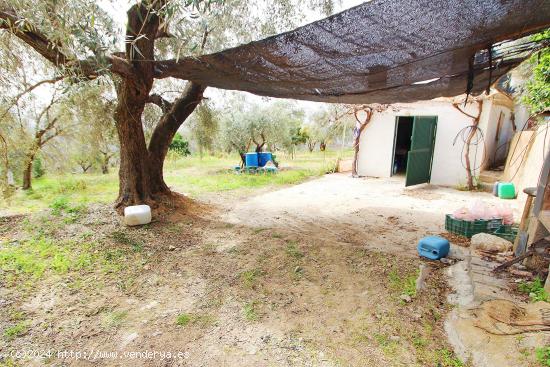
[3,322,28,340]
[0,237,82,279]
[519,278,549,302]
[50,196,69,215]
[49,196,87,222]
[437,349,464,367]
[54,179,88,194]
[373,333,399,356]
[176,313,191,326]
[536,347,550,366]
[111,231,143,252]
[412,335,429,348]
[176,313,215,327]
[243,301,259,321]
[103,311,127,328]
[388,268,418,298]
[285,241,304,259]
[240,268,264,288]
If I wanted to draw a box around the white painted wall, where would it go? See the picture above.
[356,95,513,187]
[514,103,531,131]
[356,111,396,178]
[477,94,514,169]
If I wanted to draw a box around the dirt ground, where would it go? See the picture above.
[219,174,515,255]
[0,174,520,366]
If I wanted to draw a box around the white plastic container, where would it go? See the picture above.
[124,205,152,226]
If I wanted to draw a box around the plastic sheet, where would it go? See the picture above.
[159,0,550,104]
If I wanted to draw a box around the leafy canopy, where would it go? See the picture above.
[522,30,550,114]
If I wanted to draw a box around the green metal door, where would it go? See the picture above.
[405,116,437,186]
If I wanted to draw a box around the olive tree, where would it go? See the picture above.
[0,0,334,210]
[220,100,304,165]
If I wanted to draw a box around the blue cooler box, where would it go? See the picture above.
[417,236,450,260]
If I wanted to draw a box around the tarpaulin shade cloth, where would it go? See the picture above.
[158,0,550,104]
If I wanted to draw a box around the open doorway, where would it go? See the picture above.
[392,116,414,175]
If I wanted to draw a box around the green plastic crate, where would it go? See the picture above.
[493,225,518,243]
[445,214,489,238]
[487,218,504,231]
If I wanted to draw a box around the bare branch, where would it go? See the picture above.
[0,76,64,123]
[200,25,209,52]
[147,93,173,113]
[452,102,478,120]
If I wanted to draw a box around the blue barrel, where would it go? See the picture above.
[258,152,273,167]
[245,152,259,167]
[417,236,449,260]
[492,182,500,196]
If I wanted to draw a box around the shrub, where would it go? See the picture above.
[50,196,69,215]
[169,133,191,156]
[32,157,45,178]
[522,30,550,114]
[54,179,87,194]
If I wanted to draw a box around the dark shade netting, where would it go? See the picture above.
[159,0,550,104]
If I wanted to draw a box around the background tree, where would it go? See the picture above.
[71,85,118,174]
[220,100,305,165]
[289,127,308,157]
[220,110,252,167]
[190,102,219,157]
[310,105,354,151]
[0,109,18,199]
[169,132,191,156]
[20,93,75,189]
[0,0,334,210]
[300,126,317,152]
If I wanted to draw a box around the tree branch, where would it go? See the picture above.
[0,7,133,78]
[148,82,205,154]
[452,101,479,120]
[147,93,173,113]
[0,76,64,123]
[200,25,209,52]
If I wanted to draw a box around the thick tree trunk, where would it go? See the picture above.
[100,152,111,174]
[22,159,32,190]
[114,83,153,208]
[21,149,37,190]
[148,82,205,194]
[114,2,161,210]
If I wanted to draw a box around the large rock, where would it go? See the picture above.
[471,233,512,253]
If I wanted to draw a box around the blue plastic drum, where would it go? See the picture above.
[258,152,273,167]
[245,152,259,167]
